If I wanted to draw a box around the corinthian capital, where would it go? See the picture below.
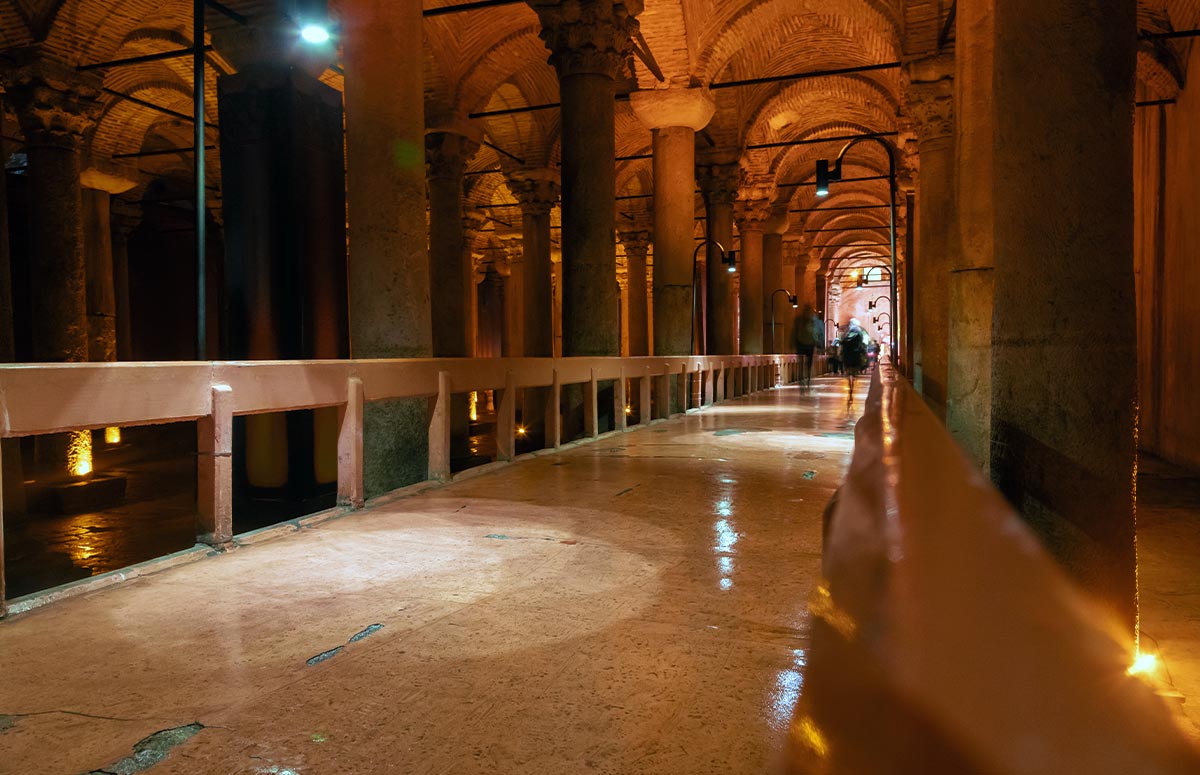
[531,0,642,80]
[903,53,954,144]
[426,130,481,180]
[507,168,560,216]
[7,61,101,148]
[697,163,740,206]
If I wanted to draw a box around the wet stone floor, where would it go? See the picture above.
[0,377,868,775]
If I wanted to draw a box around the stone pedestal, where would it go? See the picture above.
[699,164,740,355]
[960,0,1138,631]
[905,55,955,417]
[343,0,432,495]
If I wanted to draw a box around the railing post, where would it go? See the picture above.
[639,371,652,425]
[337,376,365,509]
[197,383,233,546]
[705,366,714,406]
[681,363,691,411]
[615,368,627,431]
[428,371,451,482]
[546,368,562,448]
[584,367,599,438]
[497,370,517,461]
[656,367,672,419]
[0,432,6,616]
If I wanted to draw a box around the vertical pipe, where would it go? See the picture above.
[194,0,207,359]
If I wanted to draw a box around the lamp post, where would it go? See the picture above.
[690,239,737,355]
[867,295,890,311]
[816,137,899,366]
[769,288,798,354]
[872,312,892,327]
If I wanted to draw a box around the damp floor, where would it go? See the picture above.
[0,377,868,775]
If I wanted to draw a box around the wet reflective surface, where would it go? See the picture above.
[0,377,868,774]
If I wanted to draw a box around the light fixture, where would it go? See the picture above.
[815,159,831,197]
[723,249,738,273]
[624,404,632,415]
[789,294,798,308]
[516,425,527,436]
[300,23,331,44]
[1128,651,1157,677]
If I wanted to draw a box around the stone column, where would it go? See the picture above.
[8,64,100,364]
[961,0,1137,630]
[617,227,651,356]
[80,168,135,364]
[630,88,714,356]
[110,205,140,361]
[498,237,524,357]
[734,193,771,355]
[461,211,490,358]
[698,163,740,354]
[343,0,432,494]
[508,170,559,358]
[905,54,955,417]
[763,212,788,353]
[532,0,640,357]
[427,130,480,357]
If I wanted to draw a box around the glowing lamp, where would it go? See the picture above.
[815,159,831,197]
[722,250,738,274]
[624,405,632,415]
[300,24,331,44]
[1128,652,1157,677]
[516,425,527,436]
[105,426,121,444]
[469,391,478,422]
[67,429,93,477]
[789,294,798,308]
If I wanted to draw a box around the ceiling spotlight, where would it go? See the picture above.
[789,294,798,308]
[723,250,738,273]
[300,23,331,44]
[815,159,830,197]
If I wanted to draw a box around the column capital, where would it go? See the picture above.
[530,0,642,80]
[617,227,651,257]
[733,197,772,232]
[629,87,715,131]
[7,61,101,148]
[508,168,560,216]
[80,156,139,194]
[903,54,954,144]
[697,163,740,206]
[426,129,481,180]
[462,208,490,237]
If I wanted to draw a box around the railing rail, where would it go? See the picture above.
[0,353,798,612]
[788,362,1200,773]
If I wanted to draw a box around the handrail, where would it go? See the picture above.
[0,354,797,610]
[787,363,1200,772]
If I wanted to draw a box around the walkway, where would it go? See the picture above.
[0,376,868,775]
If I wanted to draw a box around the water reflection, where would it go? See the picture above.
[769,649,808,727]
[714,517,738,590]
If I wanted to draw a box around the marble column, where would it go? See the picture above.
[508,170,559,359]
[762,212,788,353]
[698,164,740,355]
[961,0,1137,631]
[0,93,23,518]
[499,237,525,357]
[734,193,771,355]
[617,227,651,356]
[532,0,640,357]
[905,55,956,417]
[427,130,481,358]
[110,205,140,361]
[80,168,135,364]
[630,88,714,357]
[343,0,432,494]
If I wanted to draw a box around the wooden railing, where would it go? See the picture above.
[0,353,798,609]
[787,362,1200,773]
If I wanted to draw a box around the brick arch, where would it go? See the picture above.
[616,160,651,197]
[40,0,193,65]
[696,0,899,86]
[634,0,693,87]
[454,27,552,116]
[742,74,897,149]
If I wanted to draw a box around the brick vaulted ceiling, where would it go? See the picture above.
[0,0,1197,260]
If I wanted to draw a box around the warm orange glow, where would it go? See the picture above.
[516,425,527,436]
[469,391,479,422]
[1128,652,1157,677]
[105,426,121,444]
[624,404,632,415]
[67,430,93,477]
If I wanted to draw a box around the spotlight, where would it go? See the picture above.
[516,425,527,436]
[300,23,331,44]
[815,159,830,197]
[789,295,798,308]
[723,250,738,274]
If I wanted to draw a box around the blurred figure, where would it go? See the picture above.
[792,304,821,389]
[827,338,842,375]
[841,318,871,401]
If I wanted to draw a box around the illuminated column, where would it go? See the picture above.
[762,212,788,353]
[960,0,1137,629]
[904,55,955,417]
[343,0,432,493]
[630,87,715,357]
[698,163,740,354]
[617,226,651,356]
[499,237,524,357]
[509,171,558,438]
[532,0,640,357]
[734,192,771,355]
[80,168,135,364]
[427,130,481,358]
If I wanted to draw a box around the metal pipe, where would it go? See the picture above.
[709,62,901,91]
[804,225,887,233]
[112,144,216,160]
[746,130,897,152]
[103,87,219,129]
[424,0,525,17]
[78,46,212,72]
[194,0,207,359]
[791,203,891,214]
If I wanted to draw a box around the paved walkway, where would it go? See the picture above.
[0,377,868,775]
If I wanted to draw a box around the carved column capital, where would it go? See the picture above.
[508,169,560,216]
[426,130,481,180]
[617,227,651,258]
[629,86,715,131]
[903,54,954,144]
[697,163,740,206]
[7,61,101,148]
[733,197,772,232]
[462,208,490,238]
[531,0,642,80]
